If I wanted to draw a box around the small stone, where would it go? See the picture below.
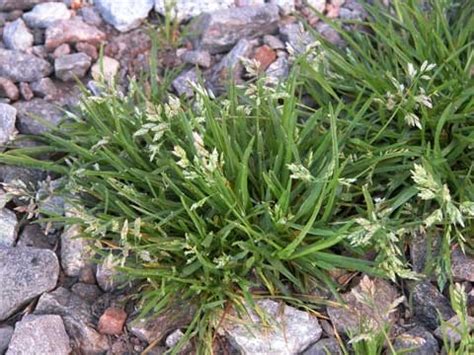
[55,52,92,82]
[0,103,17,146]
[75,42,98,61]
[79,6,103,27]
[3,19,34,51]
[266,55,289,82]
[305,0,326,12]
[95,0,154,32]
[14,98,63,135]
[6,314,71,355]
[222,299,322,354]
[19,82,34,101]
[165,329,185,348]
[96,257,123,292]
[31,45,47,59]
[0,326,14,354]
[253,45,277,72]
[0,77,20,101]
[71,283,102,303]
[155,0,234,22]
[315,22,345,46]
[0,247,59,321]
[236,0,265,6]
[269,0,295,14]
[45,19,106,51]
[23,2,71,28]
[98,307,127,335]
[410,230,441,274]
[188,4,280,54]
[91,56,120,84]
[451,248,474,282]
[52,43,71,59]
[0,49,53,82]
[0,208,17,247]
[16,224,55,249]
[172,68,199,98]
[30,77,57,99]
[79,264,97,284]
[393,326,439,355]
[302,337,342,355]
[279,22,314,55]
[0,1,51,11]
[263,34,286,50]
[61,224,93,277]
[434,315,474,343]
[180,50,212,68]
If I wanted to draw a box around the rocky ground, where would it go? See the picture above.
[0,0,473,354]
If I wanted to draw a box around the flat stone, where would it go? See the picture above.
[327,276,401,335]
[14,98,63,135]
[0,103,16,146]
[0,77,19,101]
[98,307,127,335]
[0,49,52,82]
[23,2,71,29]
[55,52,91,82]
[188,4,280,54]
[0,247,59,321]
[95,0,154,32]
[91,56,120,84]
[3,19,34,51]
[263,34,286,50]
[172,68,199,98]
[45,19,106,51]
[155,0,234,22]
[30,77,57,99]
[6,314,71,355]
[0,0,50,11]
[412,281,455,330]
[0,208,17,247]
[393,326,439,355]
[434,315,474,344]
[451,248,474,282]
[302,337,342,355]
[34,287,109,353]
[222,299,322,354]
[180,50,212,68]
[0,326,13,354]
[61,224,93,277]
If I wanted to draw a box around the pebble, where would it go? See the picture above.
[172,68,199,98]
[14,98,63,135]
[3,19,34,51]
[0,208,18,247]
[253,45,277,71]
[0,77,20,101]
[6,314,71,355]
[52,43,71,59]
[91,56,120,84]
[95,0,154,32]
[279,22,314,55]
[0,247,59,321]
[154,0,234,22]
[180,50,212,68]
[55,52,92,82]
[0,49,53,82]
[266,55,290,81]
[409,230,441,274]
[19,82,34,101]
[96,257,123,292]
[75,42,98,61]
[71,283,103,303]
[45,19,106,51]
[60,224,93,277]
[263,34,286,50]
[30,77,57,99]
[393,326,439,355]
[98,307,128,335]
[165,329,185,348]
[0,326,14,354]
[23,2,71,29]
[451,248,474,282]
[434,315,474,343]
[302,337,342,355]
[0,103,17,146]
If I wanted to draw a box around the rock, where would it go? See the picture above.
[55,53,92,81]
[0,326,14,354]
[52,43,71,59]
[0,0,50,11]
[23,2,71,29]
[339,0,366,21]
[327,276,401,335]
[302,337,342,355]
[154,0,234,22]
[451,248,474,282]
[222,299,321,354]
[71,283,102,303]
[14,99,63,135]
[79,6,103,27]
[266,55,289,82]
[410,230,441,274]
[263,34,286,50]
[30,77,57,99]
[3,19,34,51]
[45,19,106,51]
[98,307,127,335]
[315,22,345,46]
[434,315,474,344]
[61,224,93,277]
[36,178,65,216]
[96,257,123,292]
[393,326,439,355]
[172,68,199,98]
[6,314,71,355]
[34,287,110,353]
[95,0,154,32]
[16,224,55,249]
[0,208,17,247]
[253,45,277,72]
[19,82,34,101]
[188,4,280,54]
[270,0,295,14]
[412,281,455,330]
[165,329,185,349]
[0,49,53,82]
[180,50,212,68]
[279,22,314,55]
[0,103,16,146]
[0,77,20,101]
[305,0,326,12]
[0,247,59,321]
[91,56,120,84]
[31,45,47,59]
[75,42,98,61]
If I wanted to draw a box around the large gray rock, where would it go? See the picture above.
[0,49,52,82]
[3,19,34,51]
[393,326,439,355]
[34,287,109,353]
[45,19,106,51]
[188,4,280,54]
[0,103,16,146]
[17,224,55,250]
[61,224,93,277]
[222,299,322,354]
[95,0,154,32]
[155,0,234,22]
[0,208,17,247]
[23,2,71,29]
[0,0,50,11]
[55,53,91,82]
[6,314,71,355]
[0,247,59,321]
[0,326,14,354]
[14,98,63,135]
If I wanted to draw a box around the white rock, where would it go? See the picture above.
[270,0,296,14]
[154,0,234,22]
[0,103,17,146]
[222,299,322,354]
[23,2,71,29]
[61,224,93,277]
[0,208,17,247]
[95,0,154,32]
[3,19,34,51]
[91,56,120,84]
[305,0,326,13]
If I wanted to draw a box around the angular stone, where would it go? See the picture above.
[6,314,71,355]
[189,4,280,54]
[222,299,322,354]
[165,329,185,349]
[263,34,286,50]
[45,19,106,51]
[96,258,123,292]
[451,248,474,282]
[0,49,52,82]
[0,103,16,146]
[75,42,98,61]
[19,82,34,101]
[0,326,14,354]
[14,98,63,135]
[71,283,102,303]
[305,0,326,12]
[0,0,50,11]
[79,6,103,27]
[52,43,71,59]
[393,326,439,355]
[279,22,314,55]
[0,77,19,101]
[181,50,212,68]
[253,45,277,72]
[410,230,441,274]
[302,337,342,355]
[315,22,345,47]
[0,166,45,188]
[0,247,59,321]
[91,56,120,84]
[34,287,109,353]
[23,2,71,29]
[30,77,57,99]
[95,0,154,32]
[3,19,34,51]
[98,307,127,335]
[172,68,199,98]
[0,208,17,247]
[16,224,55,249]
[154,0,234,22]
[266,55,289,82]
[55,53,92,82]
[61,224,93,277]
[434,315,474,344]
